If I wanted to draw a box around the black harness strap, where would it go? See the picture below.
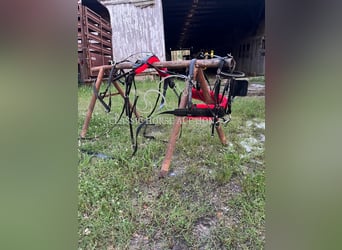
[93,79,111,113]
[132,75,186,155]
[111,71,136,125]
[160,77,172,108]
[131,53,246,155]
[121,72,139,148]
[94,65,130,113]
[187,59,197,110]
[145,61,182,110]
[159,107,225,118]
[207,57,226,135]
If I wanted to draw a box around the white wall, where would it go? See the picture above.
[100,0,166,61]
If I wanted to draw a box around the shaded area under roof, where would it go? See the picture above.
[81,0,265,57]
[162,0,265,55]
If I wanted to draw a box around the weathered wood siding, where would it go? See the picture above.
[100,0,166,61]
[233,19,265,76]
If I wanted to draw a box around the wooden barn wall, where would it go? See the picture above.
[233,19,265,76]
[101,0,166,61]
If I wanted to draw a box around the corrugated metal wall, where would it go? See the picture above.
[100,0,166,61]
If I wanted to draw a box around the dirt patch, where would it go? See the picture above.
[142,124,171,141]
[248,83,265,96]
[210,177,242,208]
[240,119,265,154]
[193,216,219,248]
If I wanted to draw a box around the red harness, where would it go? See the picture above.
[134,55,228,120]
[133,55,169,77]
[189,88,228,120]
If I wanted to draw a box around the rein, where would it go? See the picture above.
[90,53,248,155]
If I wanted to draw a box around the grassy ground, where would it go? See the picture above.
[78,79,265,249]
[247,76,265,84]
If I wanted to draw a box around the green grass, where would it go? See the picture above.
[78,80,265,249]
[247,76,265,84]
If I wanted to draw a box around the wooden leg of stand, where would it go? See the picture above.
[80,67,104,138]
[196,67,214,104]
[159,75,194,178]
[159,116,186,178]
[216,126,228,145]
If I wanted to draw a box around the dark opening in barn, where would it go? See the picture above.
[162,0,265,75]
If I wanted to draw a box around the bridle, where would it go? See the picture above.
[93,53,248,155]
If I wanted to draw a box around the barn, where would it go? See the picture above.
[79,0,265,81]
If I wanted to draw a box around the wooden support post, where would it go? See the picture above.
[215,126,227,145]
[80,67,104,138]
[159,115,186,178]
[195,67,214,104]
[159,74,196,178]
[159,67,228,177]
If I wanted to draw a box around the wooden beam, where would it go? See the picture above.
[91,58,235,72]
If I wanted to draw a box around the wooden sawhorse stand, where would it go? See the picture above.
[80,59,234,177]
